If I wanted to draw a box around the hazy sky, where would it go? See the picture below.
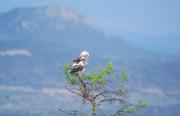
[1,0,180,36]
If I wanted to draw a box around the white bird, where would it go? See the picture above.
[70,51,90,73]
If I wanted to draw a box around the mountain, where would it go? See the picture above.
[120,32,180,55]
[0,6,180,116]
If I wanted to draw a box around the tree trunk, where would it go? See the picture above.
[92,102,96,116]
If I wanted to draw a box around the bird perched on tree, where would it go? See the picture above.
[70,51,90,73]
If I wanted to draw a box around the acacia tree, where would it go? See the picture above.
[61,62,147,116]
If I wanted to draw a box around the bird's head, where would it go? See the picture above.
[80,50,90,59]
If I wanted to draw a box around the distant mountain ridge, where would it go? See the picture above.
[0,6,180,116]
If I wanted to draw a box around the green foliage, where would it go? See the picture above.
[103,62,113,75]
[124,107,135,113]
[64,65,71,75]
[65,76,79,85]
[87,62,113,85]
[123,99,148,114]
[63,62,114,86]
[63,65,79,85]
[120,70,129,81]
[137,99,149,108]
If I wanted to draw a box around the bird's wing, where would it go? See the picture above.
[73,57,81,63]
[72,57,81,68]
[70,63,84,73]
